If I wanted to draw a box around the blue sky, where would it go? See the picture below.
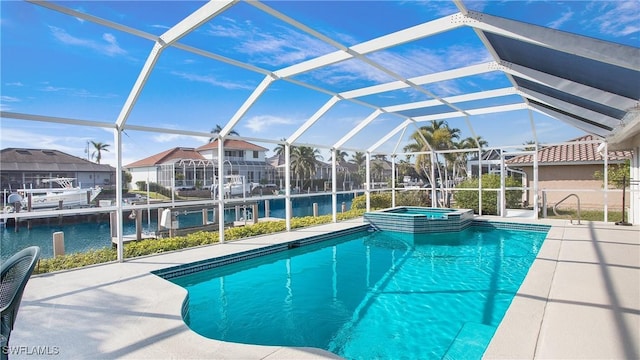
[1,0,639,166]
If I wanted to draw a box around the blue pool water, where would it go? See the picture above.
[170,225,547,359]
[0,194,354,260]
[391,207,455,219]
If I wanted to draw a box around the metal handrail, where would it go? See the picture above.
[553,193,581,224]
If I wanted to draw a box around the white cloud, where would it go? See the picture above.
[205,19,247,39]
[1,95,20,102]
[205,19,334,67]
[0,128,87,156]
[140,126,207,144]
[0,95,19,112]
[49,26,127,57]
[151,133,194,143]
[36,83,118,99]
[547,10,574,29]
[585,0,640,37]
[244,115,297,133]
[150,24,170,30]
[170,71,254,90]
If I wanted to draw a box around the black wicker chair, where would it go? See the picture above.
[1,247,40,360]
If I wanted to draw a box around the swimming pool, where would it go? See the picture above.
[165,221,548,359]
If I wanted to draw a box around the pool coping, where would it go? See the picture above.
[10,216,640,359]
[482,216,640,359]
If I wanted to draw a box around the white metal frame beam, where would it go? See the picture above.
[333,110,384,149]
[159,1,236,46]
[270,12,465,79]
[383,87,516,113]
[340,62,498,99]
[220,75,277,137]
[411,103,527,123]
[115,1,235,130]
[288,96,341,144]
[368,120,413,153]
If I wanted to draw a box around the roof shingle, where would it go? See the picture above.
[125,147,204,168]
[197,139,268,152]
[0,148,115,172]
[506,135,631,165]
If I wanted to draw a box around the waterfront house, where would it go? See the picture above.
[0,148,115,193]
[125,140,275,191]
[196,139,273,184]
[505,135,633,210]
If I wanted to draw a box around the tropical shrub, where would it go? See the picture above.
[35,248,117,274]
[351,191,429,209]
[351,193,392,209]
[396,190,430,207]
[453,174,522,214]
[33,208,366,274]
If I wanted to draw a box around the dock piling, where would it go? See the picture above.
[110,211,117,238]
[53,231,65,257]
[252,203,259,224]
[135,209,142,240]
[157,208,164,232]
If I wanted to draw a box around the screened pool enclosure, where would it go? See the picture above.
[1,0,638,262]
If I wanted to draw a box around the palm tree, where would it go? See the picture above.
[520,140,537,151]
[273,138,287,156]
[350,152,366,174]
[209,124,239,142]
[403,121,441,185]
[91,141,110,164]
[290,146,322,190]
[397,158,413,181]
[452,136,488,179]
[403,121,462,202]
[372,161,385,182]
[328,150,349,164]
[458,136,487,150]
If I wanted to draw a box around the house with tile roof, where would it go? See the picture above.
[125,140,276,191]
[505,135,632,212]
[0,148,115,192]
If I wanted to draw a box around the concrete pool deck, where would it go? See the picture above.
[7,217,640,359]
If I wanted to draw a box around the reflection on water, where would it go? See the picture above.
[0,194,354,260]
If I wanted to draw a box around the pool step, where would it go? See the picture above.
[442,322,496,360]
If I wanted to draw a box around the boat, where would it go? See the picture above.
[15,178,102,210]
[210,175,258,199]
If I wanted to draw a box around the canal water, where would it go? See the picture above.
[0,194,355,260]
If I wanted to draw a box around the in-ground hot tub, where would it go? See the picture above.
[363,206,474,233]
